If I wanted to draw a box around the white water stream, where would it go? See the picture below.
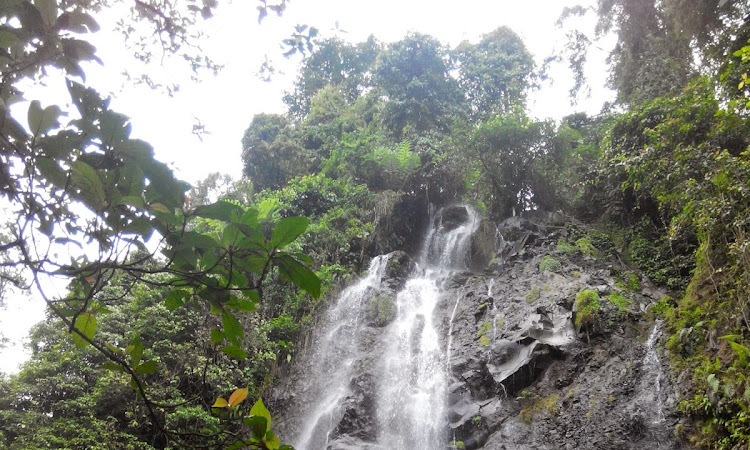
[295,255,391,449]
[295,206,480,449]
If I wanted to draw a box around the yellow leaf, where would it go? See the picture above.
[212,397,229,408]
[149,202,170,213]
[228,387,249,407]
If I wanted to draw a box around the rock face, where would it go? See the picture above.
[272,212,687,450]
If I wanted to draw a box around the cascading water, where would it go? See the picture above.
[295,255,391,449]
[376,206,479,449]
[292,205,480,449]
[642,320,666,423]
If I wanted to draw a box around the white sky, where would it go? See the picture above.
[0,0,614,374]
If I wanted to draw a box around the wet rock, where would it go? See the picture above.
[469,219,498,271]
[440,205,470,231]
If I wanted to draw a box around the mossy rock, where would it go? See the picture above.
[574,289,600,329]
[385,251,414,280]
[367,293,396,327]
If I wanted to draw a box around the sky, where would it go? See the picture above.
[0,0,615,374]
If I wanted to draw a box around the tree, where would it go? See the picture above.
[558,0,750,105]
[0,1,315,447]
[453,26,535,122]
[468,108,550,219]
[242,113,314,192]
[283,37,381,120]
[374,33,464,138]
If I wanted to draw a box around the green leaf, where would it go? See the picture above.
[249,398,272,430]
[72,312,97,348]
[270,216,308,249]
[27,101,62,136]
[34,0,57,26]
[222,311,244,345]
[125,336,144,366]
[274,254,321,298]
[243,415,268,438]
[164,290,186,310]
[70,160,106,209]
[264,431,280,450]
[220,345,247,360]
[210,328,225,346]
[135,360,157,374]
[193,200,244,222]
[118,196,145,209]
[225,296,256,312]
[57,11,99,33]
[36,157,67,186]
[102,362,126,373]
[99,111,131,144]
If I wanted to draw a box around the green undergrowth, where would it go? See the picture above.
[574,289,601,329]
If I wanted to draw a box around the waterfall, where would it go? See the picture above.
[643,320,666,423]
[293,205,480,449]
[294,255,391,449]
[376,206,479,449]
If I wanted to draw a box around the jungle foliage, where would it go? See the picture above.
[1,0,750,449]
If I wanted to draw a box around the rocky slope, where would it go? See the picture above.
[270,209,687,450]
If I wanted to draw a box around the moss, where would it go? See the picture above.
[519,393,560,424]
[606,291,632,312]
[574,289,600,328]
[525,286,541,303]
[477,321,492,337]
[556,238,576,254]
[615,272,641,292]
[539,255,562,273]
[572,270,581,279]
[575,237,596,255]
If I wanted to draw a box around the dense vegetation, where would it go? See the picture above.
[1,0,749,449]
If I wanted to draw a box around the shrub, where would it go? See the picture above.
[556,238,576,254]
[575,289,601,328]
[539,255,562,273]
[525,286,541,302]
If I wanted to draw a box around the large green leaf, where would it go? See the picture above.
[34,0,57,26]
[274,253,321,298]
[222,311,244,345]
[249,398,273,430]
[193,200,244,222]
[27,100,62,136]
[71,312,96,348]
[71,160,106,209]
[220,345,247,360]
[270,216,308,249]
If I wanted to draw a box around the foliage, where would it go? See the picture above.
[525,286,541,303]
[453,26,535,122]
[374,33,464,138]
[539,256,561,273]
[0,0,319,447]
[574,289,600,329]
[606,292,632,313]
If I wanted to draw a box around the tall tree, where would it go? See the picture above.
[453,26,535,122]
[374,33,464,138]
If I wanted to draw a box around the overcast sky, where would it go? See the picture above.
[0,0,615,374]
